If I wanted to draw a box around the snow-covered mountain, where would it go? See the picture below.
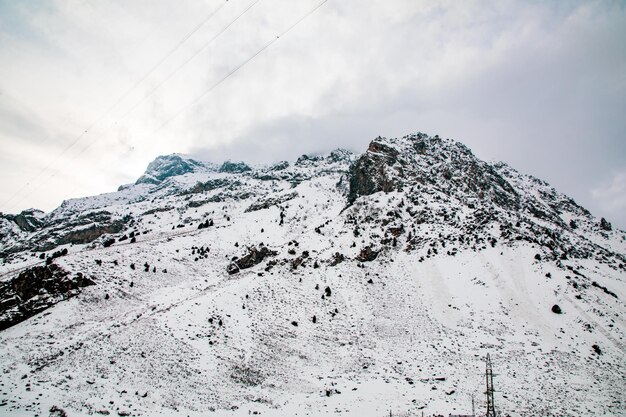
[0,133,624,417]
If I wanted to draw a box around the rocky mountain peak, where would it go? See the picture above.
[135,154,213,185]
[348,133,519,211]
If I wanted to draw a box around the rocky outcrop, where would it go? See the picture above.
[348,134,520,211]
[348,138,403,204]
[186,178,240,194]
[600,217,613,231]
[245,192,298,213]
[0,264,95,330]
[2,209,46,232]
[219,161,251,173]
[356,245,379,262]
[295,154,323,167]
[32,211,130,251]
[227,245,278,275]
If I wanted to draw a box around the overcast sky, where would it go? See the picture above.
[0,0,624,228]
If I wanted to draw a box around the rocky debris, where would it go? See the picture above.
[230,365,264,387]
[142,206,174,215]
[356,246,379,262]
[186,178,240,195]
[227,246,278,275]
[245,192,299,213]
[102,238,115,248]
[591,281,618,299]
[0,264,95,330]
[329,252,345,266]
[49,405,68,417]
[45,248,68,265]
[290,250,310,270]
[387,225,404,237]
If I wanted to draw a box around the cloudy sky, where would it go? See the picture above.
[0,0,625,228]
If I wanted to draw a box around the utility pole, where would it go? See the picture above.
[485,353,497,417]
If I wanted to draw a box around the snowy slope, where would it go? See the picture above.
[0,133,624,417]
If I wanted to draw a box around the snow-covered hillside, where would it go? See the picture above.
[0,133,624,417]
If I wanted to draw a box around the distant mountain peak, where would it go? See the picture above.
[218,160,252,173]
[135,154,215,185]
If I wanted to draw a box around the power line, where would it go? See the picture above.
[10,0,266,210]
[1,0,229,212]
[158,0,329,131]
[68,0,327,165]
[114,0,263,124]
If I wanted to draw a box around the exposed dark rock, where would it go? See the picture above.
[0,264,95,330]
[269,161,289,171]
[551,304,562,314]
[197,219,214,229]
[600,217,612,231]
[295,154,323,166]
[219,161,251,173]
[591,281,618,299]
[329,252,345,266]
[45,248,68,265]
[227,246,278,275]
[356,246,379,262]
[245,192,298,213]
[25,211,131,252]
[348,138,402,204]
[348,134,521,211]
[186,178,239,195]
[4,209,46,232]
[142,206,174,215]
[50,405,68,417]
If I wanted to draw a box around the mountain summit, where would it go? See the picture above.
[0,132,623,416]
[135,154,216,185]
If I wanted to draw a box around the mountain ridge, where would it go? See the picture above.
[0,132,624,416]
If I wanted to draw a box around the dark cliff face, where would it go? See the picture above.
[348,139,403,204]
